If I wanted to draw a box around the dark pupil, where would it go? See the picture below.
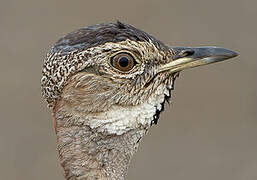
[118,57,129,67]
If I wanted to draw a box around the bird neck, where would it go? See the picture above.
[53,106,147,180]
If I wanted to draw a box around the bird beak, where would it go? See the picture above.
[158,46,238,73]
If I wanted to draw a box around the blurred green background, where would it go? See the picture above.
[1,0,256,179]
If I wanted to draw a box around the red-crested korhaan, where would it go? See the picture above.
[41,22,238,180]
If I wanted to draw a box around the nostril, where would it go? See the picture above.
[173,49,195,60]
[181,49,195,57]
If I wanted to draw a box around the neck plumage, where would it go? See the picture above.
[53,107,147,180]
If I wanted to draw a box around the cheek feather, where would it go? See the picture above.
[41,38,167,109]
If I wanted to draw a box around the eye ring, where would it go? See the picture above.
[110,52,138,72]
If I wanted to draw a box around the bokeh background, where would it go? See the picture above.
[1,0,256,179]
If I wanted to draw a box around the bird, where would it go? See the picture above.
[41,21,238,180]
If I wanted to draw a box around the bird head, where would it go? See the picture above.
[41,22,238,135]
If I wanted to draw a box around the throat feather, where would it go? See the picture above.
[82,85,173,135]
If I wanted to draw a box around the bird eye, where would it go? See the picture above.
[110,53,137,72]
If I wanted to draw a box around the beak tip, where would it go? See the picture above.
[232,51,239,58]
[205,46,239,59]
[224,49,239,58]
